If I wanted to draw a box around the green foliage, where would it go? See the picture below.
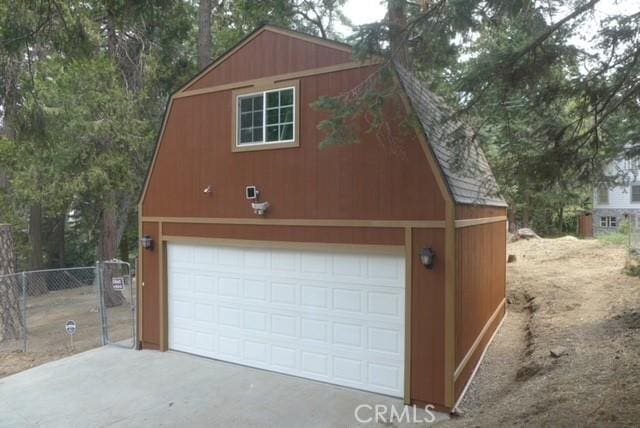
[0,0,360,268]
[312,68,397,148]
[325,0,640,238]
[598,232,629,247]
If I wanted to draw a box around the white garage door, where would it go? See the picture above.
[167,242,405,397]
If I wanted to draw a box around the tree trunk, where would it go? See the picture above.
[508,204,517,233]
[98,198,125,307]
[51,214,65,268]
[0,225,22,343]
[388,0,408,65]
[27,204,47,296]
[558,206,564,232]
[198,0,213,69]
[522,192,531,228]
[119,231,129,264]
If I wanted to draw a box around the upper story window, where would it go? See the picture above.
[233,82,298,152]
[631,185,640,203]
[597,186,609,204]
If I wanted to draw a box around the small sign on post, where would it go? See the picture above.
[65,320,77,349]
[112,277,125,291]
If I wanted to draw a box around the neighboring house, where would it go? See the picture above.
[137,25,507,411]
[593,158,640,235]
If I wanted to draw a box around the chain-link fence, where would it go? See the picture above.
[0,260,136,361]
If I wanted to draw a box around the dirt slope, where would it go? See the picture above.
[443,237,640,427]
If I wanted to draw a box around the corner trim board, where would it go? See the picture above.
[404,227,412,405]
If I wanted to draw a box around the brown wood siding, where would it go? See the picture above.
[162,222,404,246]
[141,222,160,348]
[143,66,446,221]
[186,30,353,91]
[456,205,507,220]
[454,220,507,401]
[454,302,505,399]
[411,228,446,407]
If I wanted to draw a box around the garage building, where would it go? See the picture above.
[138,24,507,411]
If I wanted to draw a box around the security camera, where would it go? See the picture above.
[251,201,270,216]
[246,186,259,200]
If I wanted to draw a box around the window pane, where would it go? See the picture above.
[240,97,253,111]
[632,185,640,202]
[280,107,293,123]
[266,91,279,108]
[280,89,294,106]
[280,124,293,140]
[240,112,252,128]
[266,108,278,125]
[253,112,263,127]
[253,127,263,142]
[266,125,279,142]
[253,96,263,110]
[597,187,608,204]
[240,129,253,143]
[611,217,617,227]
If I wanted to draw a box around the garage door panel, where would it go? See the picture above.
[168,243,404,397]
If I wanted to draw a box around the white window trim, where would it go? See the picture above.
[235,86,296,148]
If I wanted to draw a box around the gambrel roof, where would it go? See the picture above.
[395,63,507,207]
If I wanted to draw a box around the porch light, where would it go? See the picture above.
[141,235,154,251]
[419,247,435,269]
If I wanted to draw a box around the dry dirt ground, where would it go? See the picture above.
[443,237,640,427]
[0,286,134,378]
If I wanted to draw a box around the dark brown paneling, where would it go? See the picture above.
[162,222,404,246]
[186,30,353,91]
[456,205,507,220]
[141,222,160,347]
[411,228,446,407]
[454,220,507,401]
[143,66,446,221]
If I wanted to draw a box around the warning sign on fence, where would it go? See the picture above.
[65,320,77,335]
[112,277,125,290]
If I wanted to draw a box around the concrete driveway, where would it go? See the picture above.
[0,346,447,427]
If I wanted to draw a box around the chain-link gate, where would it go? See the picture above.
[96,259,136,349]
[0,260,136,361]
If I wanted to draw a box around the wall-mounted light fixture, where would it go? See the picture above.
[141,235,154,251]
[419,247,435,269]
[203,185,213,195]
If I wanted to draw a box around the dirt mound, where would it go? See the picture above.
[443,237,640,427]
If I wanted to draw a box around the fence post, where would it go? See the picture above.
[21,271,27,352]
[96,261,108,346]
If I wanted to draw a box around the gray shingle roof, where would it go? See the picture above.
[395,63,507,207]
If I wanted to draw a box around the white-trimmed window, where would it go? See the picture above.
[597,186,609,204]
[600,216,617,228]
[235,85,297,149]
[631,185,640,203]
